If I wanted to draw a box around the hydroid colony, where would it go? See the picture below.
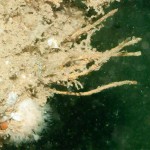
[0,0,141,146]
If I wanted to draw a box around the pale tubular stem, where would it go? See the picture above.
[67,48,141,80]
[65,9,118,42]
[50,80,137,96]
[113,51,141,57]
[67,51,141,81]
[110,37,142,54]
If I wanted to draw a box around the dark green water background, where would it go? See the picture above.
[4,0,150,149]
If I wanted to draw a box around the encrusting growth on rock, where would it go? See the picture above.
[0,0,141,146]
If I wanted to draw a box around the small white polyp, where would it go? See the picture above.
[47,38,59,48]
[6,92,18,106]
[11,113,22,121]
[5,60,10,65]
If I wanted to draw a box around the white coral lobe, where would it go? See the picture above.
[6,99,50,144]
